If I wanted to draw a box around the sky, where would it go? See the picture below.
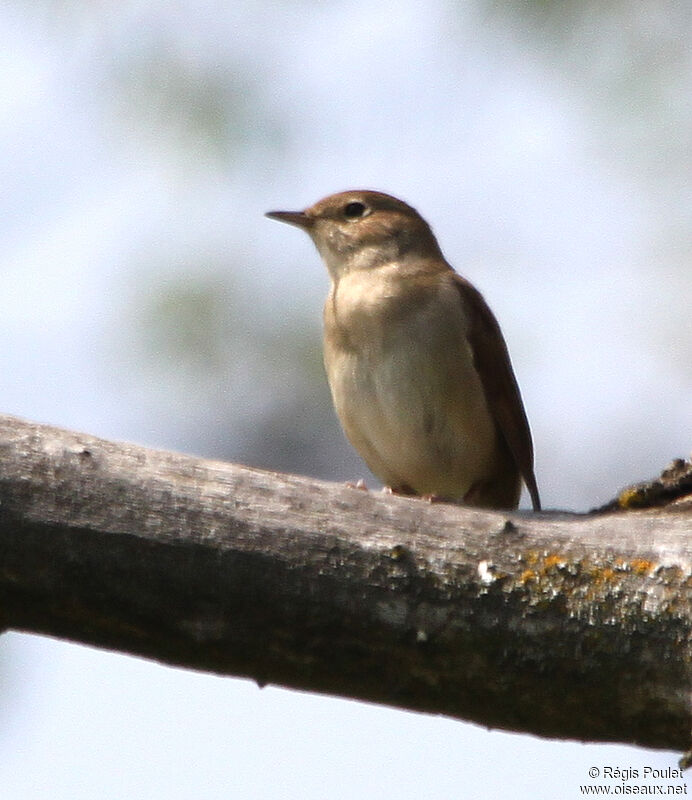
[0,1,690,798]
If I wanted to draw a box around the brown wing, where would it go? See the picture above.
[454,274,541,511]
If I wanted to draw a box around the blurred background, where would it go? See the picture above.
[1,1,690,797]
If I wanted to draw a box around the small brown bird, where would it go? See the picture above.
[266,190,541,511]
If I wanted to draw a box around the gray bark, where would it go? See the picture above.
[0,414,690,752]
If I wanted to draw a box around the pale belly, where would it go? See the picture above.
[324,303,499,499]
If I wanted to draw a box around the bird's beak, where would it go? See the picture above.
[265,210,313,229]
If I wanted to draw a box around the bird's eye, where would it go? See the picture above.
[343,201,368,220]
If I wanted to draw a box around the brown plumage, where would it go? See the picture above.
[267,190,541,511]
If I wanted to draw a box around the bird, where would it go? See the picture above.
[266,190,541,511]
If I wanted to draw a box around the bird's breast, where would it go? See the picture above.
[322,266,498,497]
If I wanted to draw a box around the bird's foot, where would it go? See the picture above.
[421,493,446,503]
[383,484,415,496]
[385,485,447,502]
[346,479,368,491]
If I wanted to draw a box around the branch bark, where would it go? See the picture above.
[0,414,691,752]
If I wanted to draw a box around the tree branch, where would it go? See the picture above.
[0,414,691,752]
